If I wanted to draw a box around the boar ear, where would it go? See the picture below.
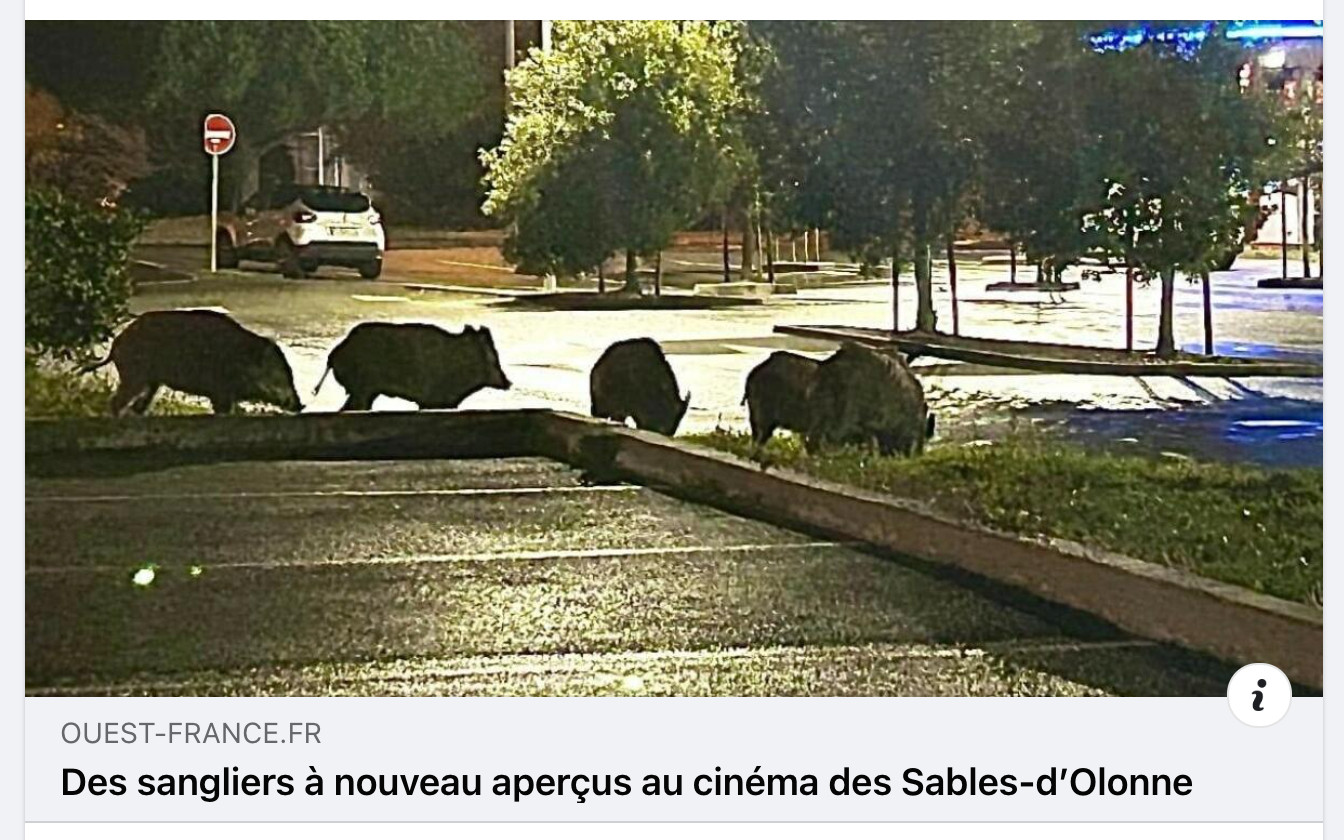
[465,325,478,333]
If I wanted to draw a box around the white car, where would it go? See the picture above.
[216,184,386,279]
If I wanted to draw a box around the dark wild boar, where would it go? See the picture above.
[743,351,821,445]
[80,310,302,416]
[805,342,935,456]
[317,322,511,411]
[589,338,689,436]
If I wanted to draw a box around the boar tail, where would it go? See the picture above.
[312,365,333,397]
[77,352,112,374]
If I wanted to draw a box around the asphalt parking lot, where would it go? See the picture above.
[26,456,1234,697]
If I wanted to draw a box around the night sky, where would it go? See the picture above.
[26,22,165,114]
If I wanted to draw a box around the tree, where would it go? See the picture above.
[754,22,1019,331]
[26,85,150,206]
[481,21,748,291]
[1079,27,1278,358]
[146,22,488,208]
[976,23,1097,284]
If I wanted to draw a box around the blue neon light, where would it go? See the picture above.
[1227,21,1323,40]
[1091,20,1322,52]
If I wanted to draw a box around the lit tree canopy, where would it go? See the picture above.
[481,20,749,286]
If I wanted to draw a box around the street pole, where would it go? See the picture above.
[541,20,552,51]
[505,21,516,71]
[316,126,325,186]
[210,154,219,273]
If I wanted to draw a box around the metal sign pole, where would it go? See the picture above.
[210,153,220,273]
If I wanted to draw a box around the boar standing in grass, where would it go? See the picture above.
[805,342,935,456]
[318,322,511,411]
[80,310,303,416]
[743,351,822,446]
[590,338,690,436]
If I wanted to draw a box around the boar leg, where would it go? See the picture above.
[110,380,150,417]
[129,385,161,416]
[341,391,375,412]
[748,406,774,446]
[209,396,237,415]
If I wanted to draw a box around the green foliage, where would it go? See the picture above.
[146,22,488,206]
[976,22,1098,277]
[691,429,1322,606]
[26,85,151,205]
[25,355,206,418]
[25,189,143,361]
[1080,32,1275,275]
[1076,30,1280,354]
[481,20,749,281]
[753,22,1025,328]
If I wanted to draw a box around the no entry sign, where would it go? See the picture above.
[203,113,236,156]
[204,113,236,274]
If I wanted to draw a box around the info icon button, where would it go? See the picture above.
[1227,663,1291,727]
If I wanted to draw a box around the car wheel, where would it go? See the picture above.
[277,239,307,279]
[215,230,239,269]
[358,260,383,280]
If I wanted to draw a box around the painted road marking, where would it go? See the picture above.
[27,485,637,504]
[25,540,853,576]
[350,294,411,303]
[433,259,516,273]
[25,639,1157,696]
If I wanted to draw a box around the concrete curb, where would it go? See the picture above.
[25,409,1323,688]
[534,412,1323,689]
[776,325,1325,378]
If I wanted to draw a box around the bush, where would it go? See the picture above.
[25,189,144,361]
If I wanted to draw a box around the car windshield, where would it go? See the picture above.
[297,187,371,213]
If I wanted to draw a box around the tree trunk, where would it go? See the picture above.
[1201,270,1213,356]
[813,227,823,261]
[1009,243,1017,284]
[914,239,936,333]
[947,239,960,336]
[597,260,605,294]
[1300,177,1311,279]
[1281,185,1290,279]
[1155,266,1177,359]
[654,250,663,297]
[1124,266,1134,352]
[622,248,639,294]
[756,219,765,274]
[891,247,901,333]
[721,205,731,283]
[742,206,757,280]
[765,228,776,284]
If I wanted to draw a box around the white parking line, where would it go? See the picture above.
[27,485,638,504]
[25,540,853,576]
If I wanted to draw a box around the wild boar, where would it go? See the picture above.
[318,322,511,411]
[80,310,302,416]
[743,351,821,445]
[589,338,689,436]
[805,342,935,456]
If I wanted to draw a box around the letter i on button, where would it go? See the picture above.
[1228,664,1291,726]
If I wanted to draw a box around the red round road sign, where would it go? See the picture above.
[203,113,236,156]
